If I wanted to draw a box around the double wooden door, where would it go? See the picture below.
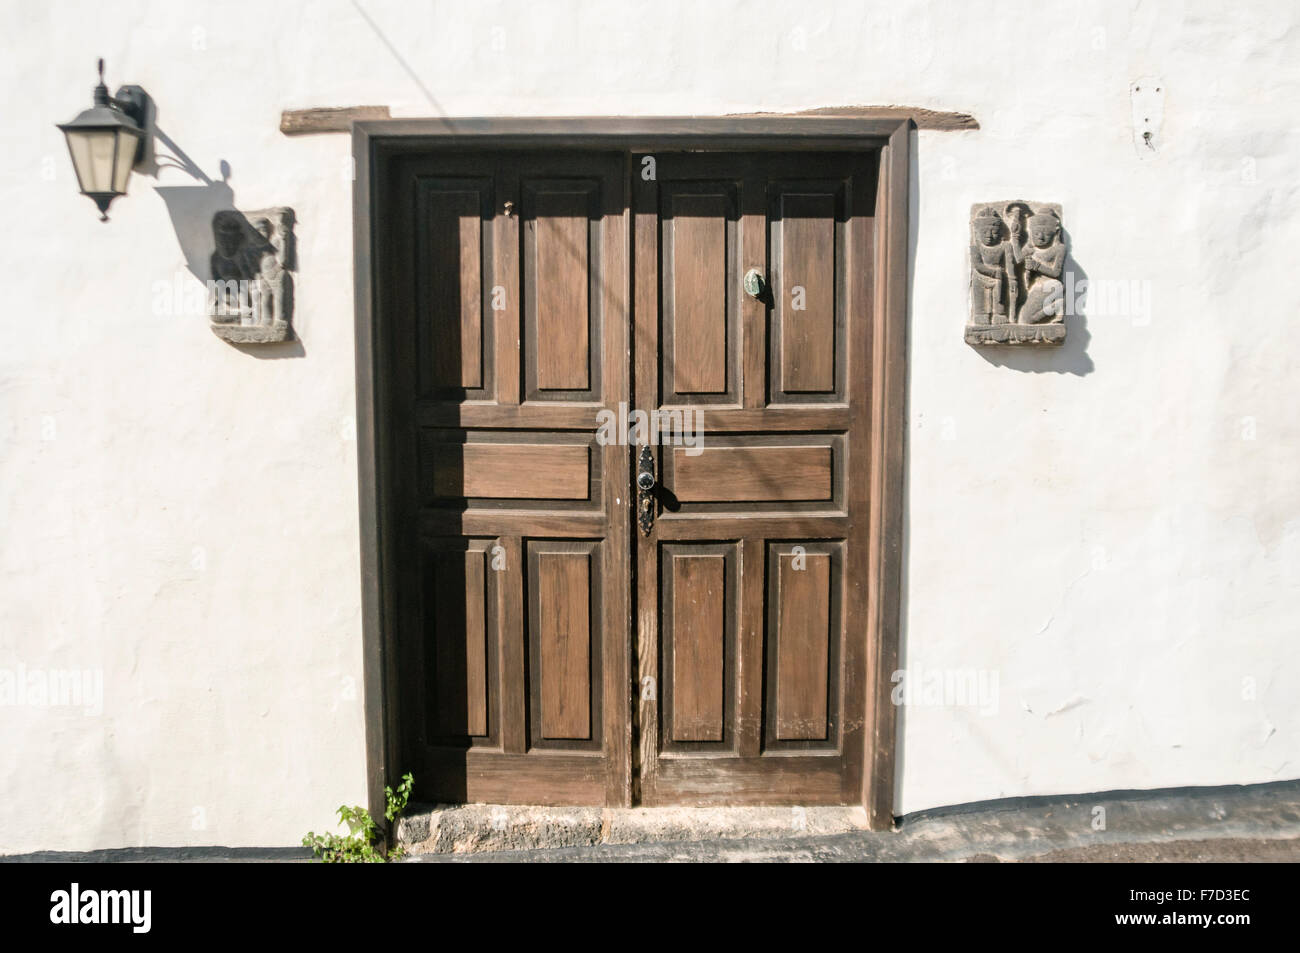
[384,147,876,806]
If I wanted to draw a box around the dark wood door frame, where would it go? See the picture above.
[351,117,910,830]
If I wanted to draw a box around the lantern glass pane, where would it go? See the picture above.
[111,129,139,194]
[65,129,117,194]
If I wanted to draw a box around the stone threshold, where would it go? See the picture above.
[395,804,871,855]
[396,779,1300,858]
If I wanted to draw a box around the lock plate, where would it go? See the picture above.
[636,445,655,536]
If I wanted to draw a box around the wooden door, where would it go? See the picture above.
[386,151,631,805]
[384,146,876,807]
[632,152,876,805]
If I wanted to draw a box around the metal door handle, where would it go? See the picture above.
[637,445,656,536]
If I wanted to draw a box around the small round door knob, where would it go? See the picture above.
[743,268,765,298]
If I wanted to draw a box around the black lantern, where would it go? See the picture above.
[57,59,148,221]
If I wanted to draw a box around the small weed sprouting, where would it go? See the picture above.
[302,772,414,863]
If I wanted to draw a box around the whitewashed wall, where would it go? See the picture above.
[2,0,1297,851]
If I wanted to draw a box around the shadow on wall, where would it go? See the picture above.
[147,118,305,359]
[150,127,235,283]
[228,337,305,360]
[974,226,1093,376]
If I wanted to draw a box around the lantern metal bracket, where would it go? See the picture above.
[111,85,150,164]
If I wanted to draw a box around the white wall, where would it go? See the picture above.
[1,0,1297,850]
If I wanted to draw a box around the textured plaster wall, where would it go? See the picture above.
[1,0,1297,850]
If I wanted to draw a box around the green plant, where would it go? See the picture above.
[302,772,414,863]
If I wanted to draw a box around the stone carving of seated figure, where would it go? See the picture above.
[250,217,288,328]
[206,207,295,343]
[208,211,260,324]
[1019,209,1066,324]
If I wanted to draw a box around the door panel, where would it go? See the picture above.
[661,433,844,512]
[670,444,834,503]
[389,151,629,806]
[776,193,836,394]
[668,554,726,742]
[634,152,875,805]
[528,540,600,746]
[523,179,602,400]
[415,177,494,399]
[769,541,842,746]
[421,538,494,742]
[423,441,590,500]
[769,181,849,403]
[660,183,741,405]
[660,542,738,749]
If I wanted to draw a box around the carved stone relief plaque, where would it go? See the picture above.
[967,201,1066,346]
[207,207,295,344]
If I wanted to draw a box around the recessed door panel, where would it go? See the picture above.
[769,180,849,405]
[661,544,737,748]
[671,445,833,503]
[421,538,495,743]
[778,193,836,394]
[660,183,740,405]
[523,179,602,403]
[422,439,591,501]
[769,542,842,746]
[528,541,600,748]
[416,178,493,399]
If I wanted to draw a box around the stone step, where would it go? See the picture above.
[395,804,871,855]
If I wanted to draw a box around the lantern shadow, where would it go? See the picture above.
[151,129,235,283]
[149,129,305,359]
[155,180,235,282]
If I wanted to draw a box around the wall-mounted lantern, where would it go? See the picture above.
[56,59,149,221]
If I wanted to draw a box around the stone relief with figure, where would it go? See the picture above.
[207,206,295,344]
[967,201,1066,346]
